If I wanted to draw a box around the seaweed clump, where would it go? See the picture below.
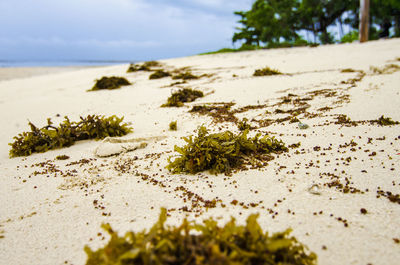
[127,61,161,72]
[169,121,177,131]
[9,115,132,157]
[149,70,171,80]
[85,208,317,265]
[376,115,399,126]
[162,88,204,107]
[172,71,199,80]
[253,67,282,76]
[89,77,131,91]
[166,126,288,174]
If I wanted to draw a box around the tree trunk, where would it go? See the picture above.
[359,0,370,43]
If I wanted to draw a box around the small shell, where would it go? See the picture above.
[308,184,321,195]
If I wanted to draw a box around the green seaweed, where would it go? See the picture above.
[9,115,132,157]
[127,61,161,72]
[162,88,204,107]
[149,70,171,80]
[55,155,70,160]
[169,121,177,131]
[237,118,251,131]
[166,126,288,174]
[85,208,317,265]
[253,67,282,76]
[376,115,399,126]
[89,77,131,91]
[172,71,199,80]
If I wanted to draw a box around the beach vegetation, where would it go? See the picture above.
[162,88,204,107]
[253,67,282,76]
[89,76,131,91]
[55,155,70,160]
[127,61,161,72]
[166,126,288,175]
[9,115,132,157]
[172,71,199,80]
[149,70,171,80]
[237,118,252,131]
[169,121,177,131]
[84,208,317,265]
[376,115,399,126]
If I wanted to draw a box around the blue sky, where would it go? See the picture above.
[0,0,253,63]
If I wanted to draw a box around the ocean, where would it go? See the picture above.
[0,59,135,67]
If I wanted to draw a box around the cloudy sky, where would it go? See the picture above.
[0,0,253,63]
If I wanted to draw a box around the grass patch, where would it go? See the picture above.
[166,126,288,175]
[89,76,131,91]
[85,208,317,265]
[9,115,132,157]
[162,88,204,107]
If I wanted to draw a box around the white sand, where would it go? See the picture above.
[0,39,400,265]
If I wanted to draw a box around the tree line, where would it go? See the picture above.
[232,0,400,49]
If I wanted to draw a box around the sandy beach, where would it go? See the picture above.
[0,38,399,265]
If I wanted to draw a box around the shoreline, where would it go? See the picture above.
[0,66,105,82]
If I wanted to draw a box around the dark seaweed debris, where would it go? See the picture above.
[127,61,161,72]
[89,76,131,91]
[169,121,177,131]
[376,115,399,126]
[162,88,204,107]
[253,67,282,76]
[166,126,287,174]
[9,115,132,157]
[85,208,317,265]
[149,70,171,80]
[172,71,199,80]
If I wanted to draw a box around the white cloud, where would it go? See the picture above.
[0,0,253,60]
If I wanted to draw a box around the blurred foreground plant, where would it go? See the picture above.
[85,208,317,265]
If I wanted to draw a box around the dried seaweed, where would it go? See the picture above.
[253,67,282,76]
[9,115,132,157]
[166,126,287,174]
[149,70,171,80]
[190,103,237,123]
[85,208,317,265]
[89,77,131,91]
[162,88,204,107]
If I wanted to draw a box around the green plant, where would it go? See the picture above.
[169,121,177,131]
[167,126,288,174]
[340,30,359,43]
[253,67,282,76]
[89,77,131,91]
[149,70,171,80]
[9,115,132,157]
[161,88,204,107]
[85,208,317,265]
